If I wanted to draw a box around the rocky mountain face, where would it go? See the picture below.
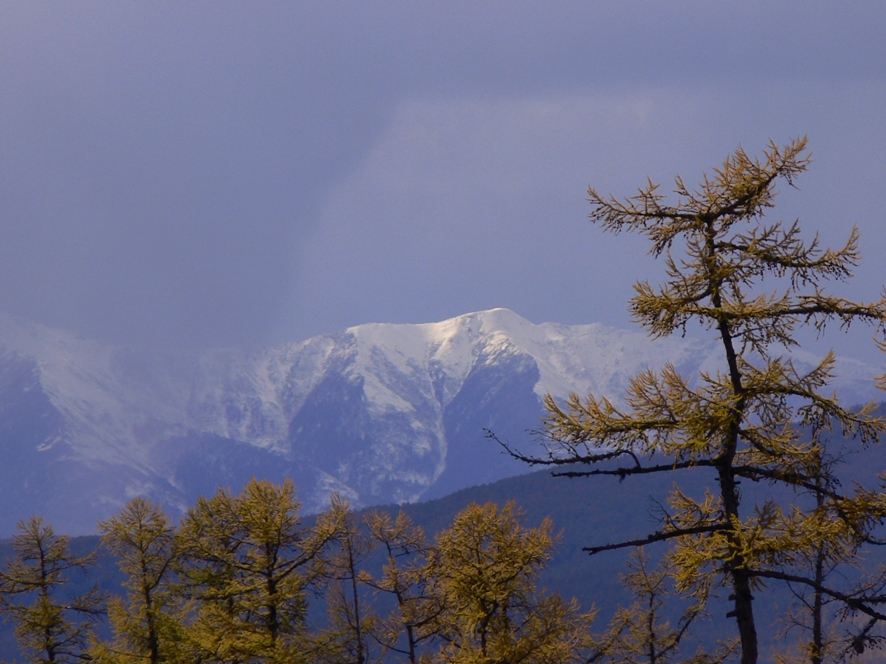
[0,308,880,535]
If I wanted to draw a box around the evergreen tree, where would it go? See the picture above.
[589,549,735,664]
[500,138,886,663]
[93,498,183,664]
[314,499,377,664]
[361,510,444,663]
[428,501,593,664]
[174,478,344,664]
[0,516,104,663]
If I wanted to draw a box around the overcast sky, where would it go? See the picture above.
[1,3,884,364]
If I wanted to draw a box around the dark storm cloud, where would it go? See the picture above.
[0,2,884,349]
[0,4,394,347]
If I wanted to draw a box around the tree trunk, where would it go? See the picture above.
[719,465,758,664]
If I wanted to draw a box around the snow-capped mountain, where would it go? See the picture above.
[0,309,880,535]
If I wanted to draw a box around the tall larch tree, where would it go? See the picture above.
[314,499,377,664]
[589,549,735,664]
[501,138,886,663]
[429,501,594,664]
[174,478,345,664]
[361,510,445,663]
[93,497,183,664]
[0,516,105,663]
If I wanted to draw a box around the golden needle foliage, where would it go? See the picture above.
[504,138,886,664]
[429,501,594,664]
[174,478,346,664]
[590,549,736,664]
[93,498,183,664]
[0,516,104,663]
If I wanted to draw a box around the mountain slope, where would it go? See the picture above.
[0,309,880,535]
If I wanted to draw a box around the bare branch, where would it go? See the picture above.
[554,459,717,480]
[584,524,728,556]
[748,569,886,623]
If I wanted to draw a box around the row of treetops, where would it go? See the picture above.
[0,478,727,664]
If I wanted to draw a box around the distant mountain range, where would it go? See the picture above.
[0,308,881,536]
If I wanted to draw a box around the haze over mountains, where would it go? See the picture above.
[0,308,880,536]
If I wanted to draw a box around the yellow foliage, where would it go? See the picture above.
[429,501,595,664]
[514,138,886,663]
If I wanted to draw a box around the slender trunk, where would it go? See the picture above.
[39,546,58,664]
[141,554,159,664]
[720,464,757,664]
[405,623,417,664]
[267,575,279,646]
[648,593,657,664]
[706,223,758,664]
[346,529,365,664]
[811,547,824,664]
[44,617,57,664]
[811,470,826,664]
[143,582,159,664]
[397,584,419,662]
[38,543,56,663]
[266,540,281,649]
[385,541,418,664]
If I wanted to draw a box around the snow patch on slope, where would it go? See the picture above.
[0,308,880,521]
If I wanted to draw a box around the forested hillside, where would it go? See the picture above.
[2,422,883,663]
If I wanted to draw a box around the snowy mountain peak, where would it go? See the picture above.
[0,309,880,534]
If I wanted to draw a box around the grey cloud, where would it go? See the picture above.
[0,3,883,350]
[279,82,886,366]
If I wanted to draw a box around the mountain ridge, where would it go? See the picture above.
[0,308,880,535]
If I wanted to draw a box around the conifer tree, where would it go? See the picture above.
[0,516,104,663]
[314,500,377,664]
[589,549,735,664]
[769,447,886,663]
[93,498,183,664]
[361,510,444,663]
[174,478,345,664]
[428,501,594,664]
[501,138,886,663]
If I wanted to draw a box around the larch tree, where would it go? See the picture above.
[501,138,886,663]
[93,497,184,664]
[360,510,445,664]
[174,478,345,664]
[0,516,105,663]
[428,501,594,664]
[314,499,378,664]
[589,549,735,664]
[770,446,886,663]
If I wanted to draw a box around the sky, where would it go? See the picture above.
[1,2,885,364]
